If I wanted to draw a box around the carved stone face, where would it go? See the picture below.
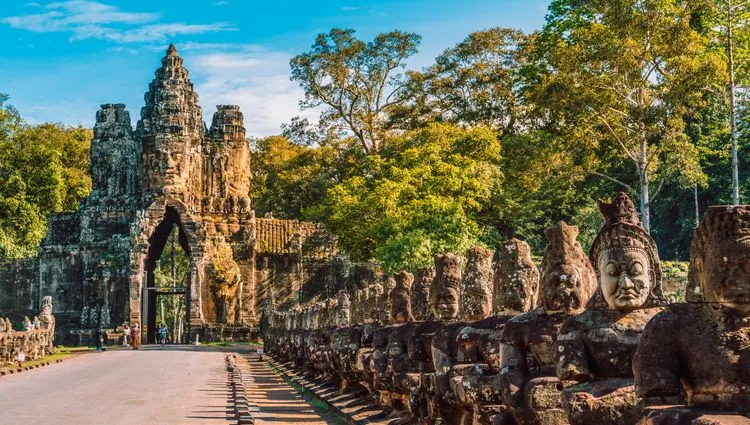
[435,286,460,320]
[543,264,587,311]
[698,234,750,304]
[598,249,651,311]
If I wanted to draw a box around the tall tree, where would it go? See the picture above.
[695,0,750,205]
[390,28,528,136]
[290,28,421,153]
[527,0,723,233]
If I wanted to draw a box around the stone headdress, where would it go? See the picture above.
[587,192,665,310]
[687,205,750,302]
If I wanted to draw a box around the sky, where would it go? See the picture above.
[0,0,550,137]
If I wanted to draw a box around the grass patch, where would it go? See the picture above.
[0,346,94,374]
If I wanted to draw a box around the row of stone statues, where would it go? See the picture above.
[0,296,56,366]
[263,193,750,425]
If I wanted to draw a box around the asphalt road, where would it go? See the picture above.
[0,345,234,425]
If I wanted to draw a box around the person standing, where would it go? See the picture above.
[123,324,131,346]
[131,324,141,350]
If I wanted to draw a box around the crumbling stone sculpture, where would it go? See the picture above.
[207,239,241,324]
[498,221,597,425]
[411,266,435,321]
[556,192,667,425]
[335,290,351,327]
[450,242,540,425]
[494,239,540,314]
[462,246,494,321]
[390,271,415,324]
[634,205,750,424]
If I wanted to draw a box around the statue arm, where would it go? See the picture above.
[498,341,529,407]
[633,309,682,404]
[555,321,593,382]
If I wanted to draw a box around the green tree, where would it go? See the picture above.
[391,28,528,136]
[251,135,365,219]
[0,108,91,258]
[312,123,501,272]
[290,28,421,153]
[528,0,723,233]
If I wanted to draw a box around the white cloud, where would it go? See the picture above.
[340,6,360,11]
[190,48,318,137]
[1,1,234,43]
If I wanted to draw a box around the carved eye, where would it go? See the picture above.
[629,262,644,276]
[606,262,618,277]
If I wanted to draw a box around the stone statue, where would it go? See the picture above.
[23,316,33,332]
[80,306,89,328]
[634,205,750,423]
[4,318,12,332]
[38,296,55,338]
[448,241,539,425]
[498,221,597,425]
[207,239,241,324]
[556,192,666,425]
[494,239,540,314]
[100,304,110,327]
[335,290,351,327]
[390,271,414,324]
[462,246,494,321]
[88,306,99,327]
[411,266,435,321]
[32,316,40,329]
[430,253,463,321]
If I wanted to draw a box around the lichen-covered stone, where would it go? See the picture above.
[494,239,540,314]
[556,192,666,425]
[634,205,750,421]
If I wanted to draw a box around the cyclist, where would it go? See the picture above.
[158,323,168,347]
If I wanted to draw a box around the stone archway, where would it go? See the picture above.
[142,206,192,343]
[128,197,208,342]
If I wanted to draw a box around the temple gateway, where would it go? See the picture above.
[0,45,337,344]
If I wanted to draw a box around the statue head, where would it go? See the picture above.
[390,271,414,324]
[493,239,540,314]
[430,253,463,321]
[462,246,494,320]
[588,192,665,311]
[688,205,750,305]
[539,221,597,312]
[411,267,435,320]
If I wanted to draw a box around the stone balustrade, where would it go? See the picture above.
[262,193,750,425]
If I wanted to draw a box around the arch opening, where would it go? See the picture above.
[143,206,192,344]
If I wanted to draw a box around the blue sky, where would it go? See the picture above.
[0,0,550,136]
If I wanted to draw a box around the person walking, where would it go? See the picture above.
[158,323,168,347]
[131,324,141,350]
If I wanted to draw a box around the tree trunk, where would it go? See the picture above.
[639,138,651,234]
[728,0,741,205]
[694,184,700,228]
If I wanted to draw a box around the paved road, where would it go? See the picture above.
[0,345,234,425]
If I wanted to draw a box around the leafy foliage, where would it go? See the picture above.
[0,95,91,258]
[309,123,501,272]
[290,28,421,153]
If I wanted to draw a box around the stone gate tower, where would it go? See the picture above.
[0,45,337,343]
